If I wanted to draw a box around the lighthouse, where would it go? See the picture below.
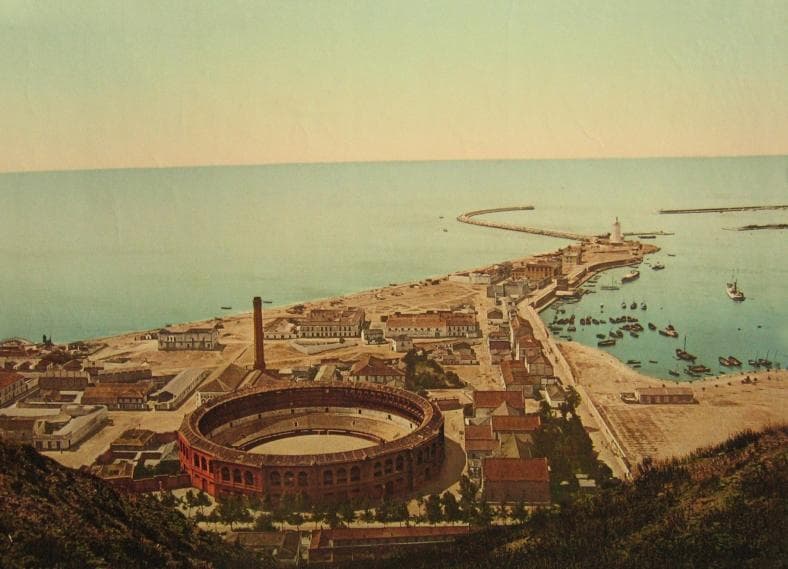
[611,217,623,244]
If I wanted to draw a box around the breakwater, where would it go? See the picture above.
[457,206,590,241]
[659,204,788,215]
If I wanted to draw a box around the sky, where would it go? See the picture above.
[0,0,786,173]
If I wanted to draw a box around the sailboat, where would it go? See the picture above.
[726,280,745,301]
[675,336,697,362]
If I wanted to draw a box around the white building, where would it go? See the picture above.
[158,324,220,351]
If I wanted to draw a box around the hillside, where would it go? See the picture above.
[341,425,788,569]
[0,441,268,569]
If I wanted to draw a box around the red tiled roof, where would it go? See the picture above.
[465,423,495,441]
[491,415,541,433]
[483,457,549,482]
[465,439,499,452]
[473,390,524,410]
[350,355,405,377]
[0,371,24,390]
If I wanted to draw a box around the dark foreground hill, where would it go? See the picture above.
[0,441,268,569]
[342,425,788,569]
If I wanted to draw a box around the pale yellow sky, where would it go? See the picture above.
[1,1,786,173]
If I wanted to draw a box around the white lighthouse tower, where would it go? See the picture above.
[611,217,623,244]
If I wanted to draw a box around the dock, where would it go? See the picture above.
[658,204,788,215]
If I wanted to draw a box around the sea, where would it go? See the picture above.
[1,155,786,379]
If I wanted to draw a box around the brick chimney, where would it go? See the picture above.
[253,296,265,370]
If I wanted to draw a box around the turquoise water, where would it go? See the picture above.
[1,156,786,376]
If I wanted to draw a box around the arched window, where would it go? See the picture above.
[270,471,281,486]
[350,466,361,482]
[200,457,207,471]
[298,472,308,486]
[323,470,334,485]
[233,469,242,484]
[337,468,347,484]
[284,472,295,487]
[384,459,393,475]
[221,467,230,482]
[373,462,382,478]
[193,454,200,467]
[244,471,254,486]
[395,455,404,472]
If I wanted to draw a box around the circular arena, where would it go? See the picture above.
[178,382,445,503]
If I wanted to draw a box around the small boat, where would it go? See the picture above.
[727,356,742,367]
[621,270,640,283]
[757,357,772,367]
[726,280,745,301]
[668,369,680,377]
[601,285,620,291]
[676,349,697,362]
[620,301,627,309]
[609,331,617,338]
[667,253,676,257]
[627,359,641,365]
[596,333,607,339]
[442,228,448,233]
[220,306,232,310]
[719,356,734,367]
[630,331,639,338]
[640,302,647,310]
[660,325,679,338]
[263,300,273,304]
[630,301,637,310]
[598,339,616,347]
[648,322,657,331]
[614,330,624,339]
[652,262,665,270]
[649,359,658,364]
[567,326,576,332]
[687,364,711,374]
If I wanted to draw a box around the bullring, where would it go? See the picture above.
[178,381,445,503]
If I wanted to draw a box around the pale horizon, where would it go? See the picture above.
[2,1,786,174]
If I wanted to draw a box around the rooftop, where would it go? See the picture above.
[491,415,541,433]
[483,457,550,482]
[474,390,525,410]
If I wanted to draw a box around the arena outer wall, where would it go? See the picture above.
[178,381,445,504]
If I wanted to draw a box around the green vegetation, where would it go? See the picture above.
[403,349,463,392]
[533,396,614,503]
[0,440,269,569]
[336,425,788,569]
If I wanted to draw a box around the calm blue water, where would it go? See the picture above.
[1,156,786,376]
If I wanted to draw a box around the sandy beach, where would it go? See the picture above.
[560,341,787,467]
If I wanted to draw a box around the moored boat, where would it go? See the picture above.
[652,262,665,270]
[597,339,616,347]
[727,356,742,367]
[676,348,697,362]
[621,270,640,283]
[648,322,657,330]
[630,301,637,310]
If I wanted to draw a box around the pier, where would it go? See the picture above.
[659,204,788,215]
[457,206,591,241]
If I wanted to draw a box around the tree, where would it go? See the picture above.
[310,502,327,528]
[565,385,582,415]
[441,492,462,522]
[472,500,494,527]
[360,507,375,525]
[217,495,247,530]
[183,489,198,517]
[459,475,479,510]
[254,512,275,532]
[286,511,305,529]
[195,490,212,516]
[324,501,341,529]
[159,491,178,509]
[338,500,357,527]
[511,500,529,524]
[425,494,444,524]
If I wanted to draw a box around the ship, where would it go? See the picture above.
[621,270,640,283]
[726,280,745,301]
[630,301,637,310]
[597,339,616,347]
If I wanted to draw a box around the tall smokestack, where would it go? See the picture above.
[253,296,265,371]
